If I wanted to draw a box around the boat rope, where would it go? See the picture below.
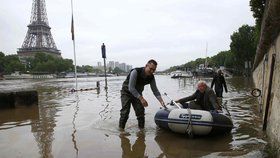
[185,105,193,137]
[218,98,231,116]
[163,93,193,136]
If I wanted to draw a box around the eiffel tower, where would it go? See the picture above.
[17,0,61,60]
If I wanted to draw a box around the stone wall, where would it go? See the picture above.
[253,34,280,150]
[252,0,280,153]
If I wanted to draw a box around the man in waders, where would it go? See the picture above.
[211,69,228,106]
[119,59,166,131]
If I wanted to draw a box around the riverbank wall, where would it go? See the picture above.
[0,90,38,108]
[252,0,280,154]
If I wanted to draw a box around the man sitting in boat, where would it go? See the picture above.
[175,81,221,112]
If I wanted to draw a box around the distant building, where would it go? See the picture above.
[97,62,102,67]
[96,60,132,72]
[108,61,115,69]
[115,62,120,69]
[126,65,132,72]
[119,63,126,72]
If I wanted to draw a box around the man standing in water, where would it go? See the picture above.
[211,69,228,105]
[119,59,166,131]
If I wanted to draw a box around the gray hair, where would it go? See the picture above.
[197,80,207,87]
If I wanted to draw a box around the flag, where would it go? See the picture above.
[71,15,75,40]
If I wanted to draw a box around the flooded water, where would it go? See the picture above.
[0,76,267,158]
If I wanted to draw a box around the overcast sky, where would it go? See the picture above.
[0,0,255,70]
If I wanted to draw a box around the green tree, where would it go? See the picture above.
[82,65,94,73]
[250,0,266,31]
[56,59,74,72]
[209,50,234,68]
[230,25,256,70]
[0,52,4,58]
[250,0,266,45]
[112,67,125,74]
[0,52,4,73]
[92,68,102,73]
[3,55,25,74]
[28,53,74,73]
[223,51,235,68]
[108,67,112,73]
[184,58,205,69]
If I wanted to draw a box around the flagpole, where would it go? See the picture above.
[71,0,78,91]
[205,42,208,68]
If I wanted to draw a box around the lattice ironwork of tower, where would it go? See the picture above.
[17,0,61,60]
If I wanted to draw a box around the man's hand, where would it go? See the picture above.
[216,109,222,113]
[139,96,148,107]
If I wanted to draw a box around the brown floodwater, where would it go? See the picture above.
[0,76,267,158]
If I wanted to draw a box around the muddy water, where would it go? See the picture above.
[0,76,267,158]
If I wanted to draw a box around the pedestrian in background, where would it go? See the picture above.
[211,69,228,105]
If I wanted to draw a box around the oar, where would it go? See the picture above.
[163,93,182,109]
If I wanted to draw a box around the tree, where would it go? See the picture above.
[250,0,266,31]
[184,58,205,69]
[250,0,266,45]
[54,58,73,72]
[112,67,125,74]
[28,53,74,73]
[84,65,94,72]
[209,50,234,68]
[92,68,102,73]
[3,55,25,74]
[76,65,95,73]
[0,52,4,58]
[0,52,4,73]
[108,67,112,73]
[230,25,257,70]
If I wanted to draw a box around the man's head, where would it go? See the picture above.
[197,80,207,93]
[144,59,157,76]
[217,69,222,75]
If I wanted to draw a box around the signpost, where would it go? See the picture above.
[101,43,108,89]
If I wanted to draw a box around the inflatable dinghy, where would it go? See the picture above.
[154,105,233,135]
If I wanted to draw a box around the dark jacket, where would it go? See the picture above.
[122,67,154,96]
[211,74,227,97]
[177,87,219,111]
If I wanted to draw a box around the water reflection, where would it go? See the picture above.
[0,105,39,130]
[71,94,80,157]
[99,88,113,120]
[29,84,65,158]
[120,133,147,158]
[154,129,232,157]
[32,100,57,158]
[227,77,254,92]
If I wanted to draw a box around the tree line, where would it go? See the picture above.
[167,0,265,75]
[0,52,74,74]
[0,52,126,75]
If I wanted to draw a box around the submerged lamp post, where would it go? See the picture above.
[101,43,108,89]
